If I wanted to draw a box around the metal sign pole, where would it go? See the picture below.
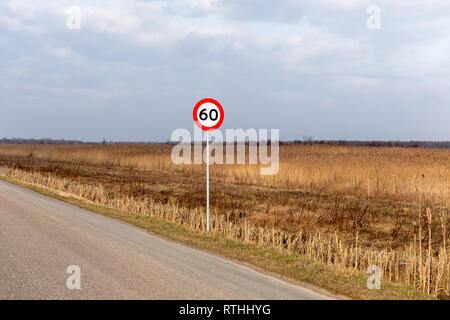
[206,131,210,232]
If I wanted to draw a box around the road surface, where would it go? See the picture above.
[0,180,332,300]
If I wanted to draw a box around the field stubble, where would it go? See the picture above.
[0,143,448,296]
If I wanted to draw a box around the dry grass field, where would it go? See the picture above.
[0,143,448,297]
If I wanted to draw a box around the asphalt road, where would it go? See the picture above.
[0,180,332,300]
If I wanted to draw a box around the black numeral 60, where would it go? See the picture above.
[199,108,219,121]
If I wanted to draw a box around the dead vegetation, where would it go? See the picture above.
[0,143,448,296]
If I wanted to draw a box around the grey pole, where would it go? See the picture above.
[206,130,210,232]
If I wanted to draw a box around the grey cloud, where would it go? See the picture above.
[0,0,449,141]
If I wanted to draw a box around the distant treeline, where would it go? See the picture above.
[0,138,98,145]
[282,140,450,149]
[1,138,449,149]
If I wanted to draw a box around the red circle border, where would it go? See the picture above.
[193,98,224,131]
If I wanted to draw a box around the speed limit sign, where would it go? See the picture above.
[193,98,224,233]
[193,98,224,131]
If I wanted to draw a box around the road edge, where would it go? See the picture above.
[0,175,435,300]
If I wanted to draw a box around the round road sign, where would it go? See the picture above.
[193,98,224,131]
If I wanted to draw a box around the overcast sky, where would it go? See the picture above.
[1,0,449,141]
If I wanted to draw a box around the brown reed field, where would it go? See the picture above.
[0,143,448,297]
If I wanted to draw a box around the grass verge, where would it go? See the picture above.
[0,175,435,300]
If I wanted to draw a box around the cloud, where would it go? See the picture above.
[0,0,449,141]
[80,7,141,34]
[389,38,450,78]
[45,46,76,58]
[170,0,219,12]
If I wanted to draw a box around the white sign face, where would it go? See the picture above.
[193,98,224,131]
[196,102,220,128]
